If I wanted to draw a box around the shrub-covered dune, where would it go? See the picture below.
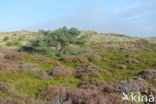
[0,27,156,104]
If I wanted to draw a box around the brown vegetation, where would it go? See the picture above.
[114,64,127,69]
[88,55,102,62]
[138,69,156,81]
[60,56,89,64]
[51,64,76,77]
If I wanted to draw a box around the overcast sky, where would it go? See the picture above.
[0,0,156,37]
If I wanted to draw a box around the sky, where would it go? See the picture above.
[0,0,156,37]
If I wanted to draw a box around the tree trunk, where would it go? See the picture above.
[59,42,69,52]
[59,45,65,52]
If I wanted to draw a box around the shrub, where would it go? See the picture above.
[3,36,9,41]
[18,36,25,41]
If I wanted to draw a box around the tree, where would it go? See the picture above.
[40,26,87,52]
[21,27,87,56]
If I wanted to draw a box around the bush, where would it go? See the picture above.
[3,36,9,41]
[18,36,25,41]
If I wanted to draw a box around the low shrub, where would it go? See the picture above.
[3,36,9,41]
[6,41,20,47]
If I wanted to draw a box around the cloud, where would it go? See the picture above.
[112,1,156,37]
[117,1,156,19]
[24,0,156,37]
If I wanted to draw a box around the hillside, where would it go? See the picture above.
[0,30,156,49]
[0,29,156,104]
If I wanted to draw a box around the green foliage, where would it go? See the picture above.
[3,36,9,41]
[138,39,150,44]
[21,27,87,56]
[18,35,25,41]
[91,73,116,82]
[23,54,55,72]
[6,41,20,47]
[93,50,156,81]
[21,37,50,54]
[0,71,80,98]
